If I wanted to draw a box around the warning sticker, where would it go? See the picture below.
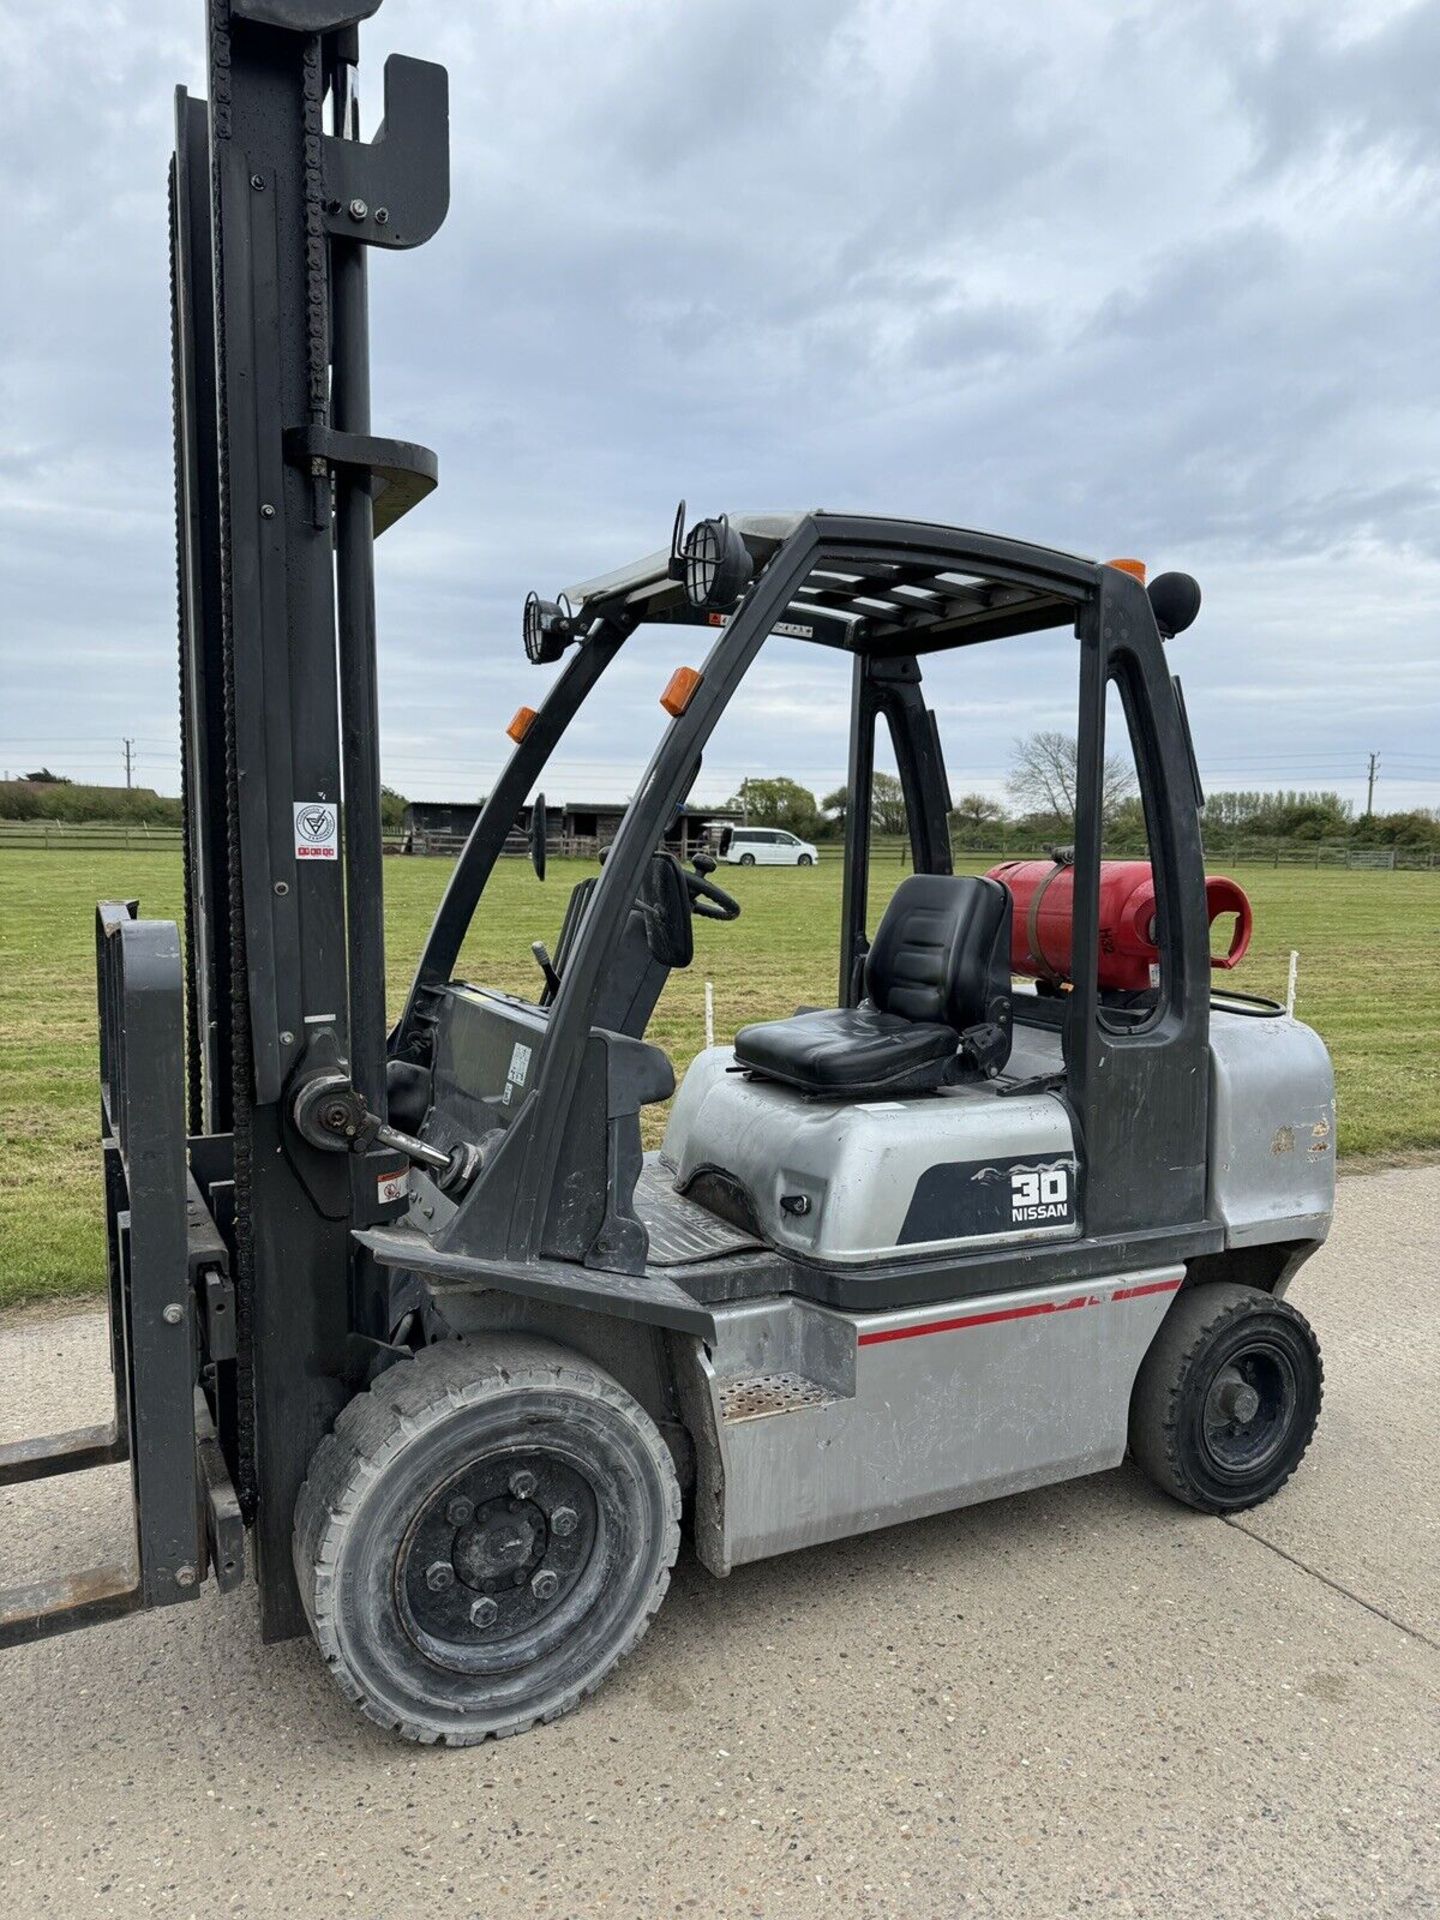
[377,1168,409,1208]
[501,1040,533,1108]
[294,801,339,860]
[707,612,815,639]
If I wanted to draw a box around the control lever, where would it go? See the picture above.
[530,940,562,999]
[683,850,742,922]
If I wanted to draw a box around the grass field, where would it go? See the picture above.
[2,849,1437,1311]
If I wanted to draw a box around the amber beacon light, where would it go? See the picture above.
[660,667,704,717]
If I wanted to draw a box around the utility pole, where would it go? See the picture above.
[123,738,134,790]
[1365,751,1379,818]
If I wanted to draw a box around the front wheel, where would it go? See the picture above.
[797,853,814,867]
[294,1337,681,1744]
[1129,1282,1322,1513]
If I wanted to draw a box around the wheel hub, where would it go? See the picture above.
[397,1449,599,1664]
[1214,1378,1262,1425]
[452,1498,545,1589]
[1201,1346,1295,1478]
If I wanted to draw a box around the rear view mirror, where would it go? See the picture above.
[636,851,693,969]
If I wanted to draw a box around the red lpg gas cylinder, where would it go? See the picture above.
[986,857,1253,992]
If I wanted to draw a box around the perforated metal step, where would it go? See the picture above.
[716,1371,835,1423]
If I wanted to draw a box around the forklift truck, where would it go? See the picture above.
[0,0,1334,1744]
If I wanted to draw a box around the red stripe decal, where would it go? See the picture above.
[856,1277,1181,1347]
[1111,1278,1185,1303]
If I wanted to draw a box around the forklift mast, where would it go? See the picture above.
[175,0,448,1636]
[0,0,450,1648]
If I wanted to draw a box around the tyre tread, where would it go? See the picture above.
[293,1335,681,1745]
[1130,1281,1323,1513]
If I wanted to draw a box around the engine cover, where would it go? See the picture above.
[661,1047,1080,1263]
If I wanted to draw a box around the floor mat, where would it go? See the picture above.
[633,1160,766,1266]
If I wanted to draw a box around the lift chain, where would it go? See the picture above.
[207,0,258,1520]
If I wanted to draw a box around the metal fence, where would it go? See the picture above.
[883,839,1438,871]
[0,820,184,852]
[3,818,1435,870]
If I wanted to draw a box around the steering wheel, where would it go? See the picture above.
[685,855,741,922]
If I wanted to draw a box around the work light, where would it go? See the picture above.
[682,516,753,613]
[523,591,575,664]
[1147,571,1202,638]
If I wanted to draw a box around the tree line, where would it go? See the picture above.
[726,737,1440,854]
[7,745,1436,854]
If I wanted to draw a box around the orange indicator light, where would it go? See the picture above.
[507,705,538,743]
[660,667,703,717]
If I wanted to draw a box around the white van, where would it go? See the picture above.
[717,826,819,867]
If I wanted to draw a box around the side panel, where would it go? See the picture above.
[1208,1008,1335,1247]
[691,1269,1181,1572]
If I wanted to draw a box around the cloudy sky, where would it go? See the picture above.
[3,0,1437,815]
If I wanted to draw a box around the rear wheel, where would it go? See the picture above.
[1129,1282,1322,1513]
[738,851,756,866]
[294,1337,680,1744]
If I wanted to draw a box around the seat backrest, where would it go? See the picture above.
[864,874,1013,1035]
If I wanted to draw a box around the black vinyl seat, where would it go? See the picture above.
[733,874,1013,1097]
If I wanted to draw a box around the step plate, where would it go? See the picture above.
[717,1371,834,1424]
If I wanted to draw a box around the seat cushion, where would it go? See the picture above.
[733,1006,958,1097]
[866,873,1011,1031]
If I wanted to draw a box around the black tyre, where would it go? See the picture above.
[1129,1282,1322,1514]
[797,853,814,867]
[293,1336,681,1744]
[738,851,756,865]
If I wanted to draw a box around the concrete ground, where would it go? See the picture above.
[1,1167,1436,1920]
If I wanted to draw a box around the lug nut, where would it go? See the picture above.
[531,1570,559,1601]
[470,1597,498,1629]
[508,1469,537,1500]
[550,1507,578,1537]
[445,1495,474,1527]
[425,1560,455,1592]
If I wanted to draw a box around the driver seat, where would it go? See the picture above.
[733,874,1013,1097]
